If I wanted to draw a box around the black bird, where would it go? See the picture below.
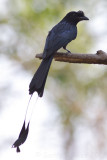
[29,11,89,97]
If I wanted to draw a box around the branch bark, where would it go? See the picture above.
[36,50,107,65]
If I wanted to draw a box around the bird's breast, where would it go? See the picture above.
[69,25,77,40]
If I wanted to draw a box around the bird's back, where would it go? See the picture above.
[43,21,77,59]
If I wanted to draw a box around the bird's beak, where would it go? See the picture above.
[80,16,89,21]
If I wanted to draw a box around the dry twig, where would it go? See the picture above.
[36,50,107,65]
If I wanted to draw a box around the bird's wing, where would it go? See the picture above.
[43,22,77,59]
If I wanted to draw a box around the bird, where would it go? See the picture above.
[12,11,89,153]
[29,10,89,97]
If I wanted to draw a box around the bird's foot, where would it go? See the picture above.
[65,50,72,54]
[63,46,72,54]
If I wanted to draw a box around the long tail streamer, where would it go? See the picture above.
[12,94,39,152]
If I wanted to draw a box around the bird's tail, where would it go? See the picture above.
[29,55,53,97]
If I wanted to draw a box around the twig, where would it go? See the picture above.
[36,50,107,65]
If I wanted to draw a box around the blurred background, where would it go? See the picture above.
[0,0,107,159]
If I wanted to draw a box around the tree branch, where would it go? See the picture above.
[36,50,107,65]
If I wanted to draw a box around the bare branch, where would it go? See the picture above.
[36,50,107,65]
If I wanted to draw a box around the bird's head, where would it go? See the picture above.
[63,10,89,25]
